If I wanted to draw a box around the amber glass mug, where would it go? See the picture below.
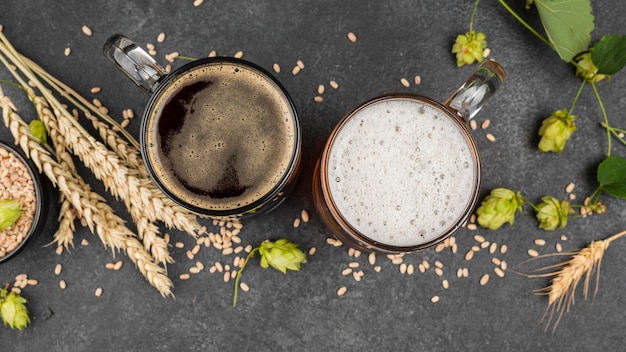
[313,61,505,253]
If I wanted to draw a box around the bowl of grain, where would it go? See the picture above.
[0,140,45,263]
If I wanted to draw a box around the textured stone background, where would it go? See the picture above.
[1,1,625,351]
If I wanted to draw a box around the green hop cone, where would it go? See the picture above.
[0,289,30,330]
[575,52,608,83]
[451,31,487,67]
[476,188,525,230]
[538,109,577,153]
[535,196,572,231]
[0,198,24,231]
[259,239,307,274]
[29,120,47,144]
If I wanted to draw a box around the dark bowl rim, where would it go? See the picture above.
[0,140,45,264]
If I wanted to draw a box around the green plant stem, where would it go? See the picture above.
[568,80,586,114]
[469,0,480,33]
[498,0,552,48]
[233,247,259,307]
[602,123,626,147]
[591,82,611,156]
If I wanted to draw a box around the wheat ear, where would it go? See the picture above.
[530,230,626,333]
[0,94,173,296]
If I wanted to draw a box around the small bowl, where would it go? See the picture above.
[0,140,45,264]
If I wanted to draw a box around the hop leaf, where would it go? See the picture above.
[0,289,30,330]
[258,239,307,274]
[538,109,577,153]
[451,31,487,67]
[535,196,572,231]
[476,188,525,230]
[0,199,24,231]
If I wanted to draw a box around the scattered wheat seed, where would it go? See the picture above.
[419,264,426,273]
[234,51,244,59]
[494,267,505,277]
[189,267,201,274]
[489,242,497,254]
[466,223,477,230]
[462,268,469,277]
[500,244,508,254]
[431,295,440,303]
[422,260,430,270]
[292,66,301,75]
[435,268,444,277]
[348,261,359,268]
[240,282,250,292]
[400,78,410,87]
[27,279,38,286]
[535,239,546,246]
[54,264,62,275]
[342,268,353,276]
[347,32,357,42]
[569,193,577,200]
[435,243,445,252]
[407,264,414,275]
[193,0,204,6]
[81,25,92,36]
[556,243,563,252]
[391,257,403,265]
[472,245,481,252]
[474,234,485,243]
[561,235,568,241]
[222,247,234,255]
[374,266,381,272]
[457,268,463,278]
[480,274,490,285]
[465,250,474,261]
[64,47,71,56]
[179,273,190,280]
[105,262,115,270]
[486,133,496,142]
[565,182,575,193]
[492,257,501,266]
[435,261,443,269]
[483,48,491,57]
[317,85,325,95]
[414,75,421,85]
[470,120,477,130]
[95,287,103,297]
[208,50,217,57]
[272,63,281,73]
[314,96,324,103]
[442,279,449,289]
[308,247,316,256]
[81,238,89,246]
[528,249,539,257]
[296,59,305,69]
[337,286,347,296]
[500,260,508,271]
[481,119,491,129]
[59,280,66,289]
[353,271,362,281]
[399,263,407,274]
[157,32,166,43]
[330,80,339,89]
[56,246,64,255]
[368,252,376,265]
[90,87,101,94]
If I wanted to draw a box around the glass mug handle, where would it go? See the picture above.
[444,60,506,121]
[103,34,167,93]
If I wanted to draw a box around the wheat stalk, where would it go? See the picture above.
[528,230,626,333]
[0,93,173,296]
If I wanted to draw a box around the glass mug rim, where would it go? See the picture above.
[317,93,482,253]
[139,56,302,217]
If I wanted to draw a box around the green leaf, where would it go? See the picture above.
[597,156,626,199]
[534,0,594,62]
[591,34,626,76]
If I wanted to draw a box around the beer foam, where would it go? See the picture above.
[326,97,478,247]
[146,61,297,211]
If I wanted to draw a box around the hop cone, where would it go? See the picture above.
[259,239,307,274]
[0,199,24,231]
[538,109,577,153]
[535,196,572,231]
[451,31,487,67]
[576,52,608,83]
[0,289,30,330]
[476,188,525,230]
